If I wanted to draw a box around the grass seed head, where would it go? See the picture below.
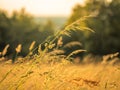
[45,43,48,47]
[57,36,63,47]
[2,44,10,56]
[38,45,42,54]
[48,43,56,49]
[66,49,86,59]
[29,41,36,51]
[0,52,1,56]
[15,44,22,53]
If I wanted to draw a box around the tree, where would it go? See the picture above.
[0,9,10,51]
[0,8,56,56]
[42,20,55,40]
[66,0,120,55]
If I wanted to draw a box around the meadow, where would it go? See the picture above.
[0,52,120,90]
[1,1,120,89]
[0,15,120,90]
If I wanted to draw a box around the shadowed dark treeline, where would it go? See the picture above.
[0,8,55,56]
[65,0,120,55]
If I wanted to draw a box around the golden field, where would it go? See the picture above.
[0,54,120,90]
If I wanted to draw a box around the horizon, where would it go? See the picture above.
[0,0,85,17]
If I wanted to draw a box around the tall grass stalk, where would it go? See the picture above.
[0,16,94,88]
[12,44,22,63]
[66,50,86,60]
[1,44,10,57]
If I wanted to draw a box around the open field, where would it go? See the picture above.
[0,57,120,90]
[0,1,120,90]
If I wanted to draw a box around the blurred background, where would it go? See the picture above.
[0,0,120,57]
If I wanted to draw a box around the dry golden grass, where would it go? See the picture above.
[0,57,120,90]
[0,16,119,90]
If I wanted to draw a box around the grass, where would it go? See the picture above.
[0,58,120,90]
[0,16,120,90]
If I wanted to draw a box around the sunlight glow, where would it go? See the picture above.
[0,0,85,16]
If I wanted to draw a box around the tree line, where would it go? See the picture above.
[64,0,120,55]
[0,8,55,56]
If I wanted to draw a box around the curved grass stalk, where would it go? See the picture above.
[0,15,94,89]
[66,50,87,60]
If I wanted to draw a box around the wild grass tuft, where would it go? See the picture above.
[66,50,87,60]
[15,44,22,54]
[1,44,10,57]
[29,41,36,55]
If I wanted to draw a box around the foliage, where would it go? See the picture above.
[0,8,55,56]
[66,0,120,55]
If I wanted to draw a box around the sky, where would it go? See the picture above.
[0,0,85,17]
